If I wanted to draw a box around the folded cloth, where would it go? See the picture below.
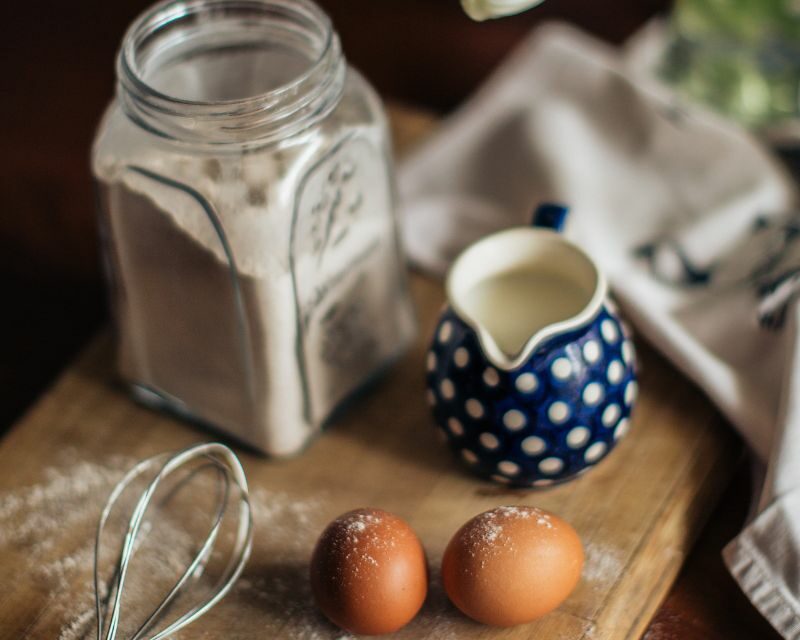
[399,22,800,638]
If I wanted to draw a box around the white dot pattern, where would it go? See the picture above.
[625,380,638,406]
[602,403,621,427]
[622,341,635,366]
[601,319,619,344]
[521,436,546,456]
[566,426,591,449]
[539,457,564,475]
[582,382,604,406]
[440,379,455,400]
[483,368,500,387]
[503,409,526,431]
[607,360,624,384]
[551,357,572,380]
[583,340,601,364]
[548,401,570,424]
[438,321,452,343]
[479,432,500,450]
[515,372,538,393]
[585,441,607,463]
[448,417,464,437]
[498,460,520,476]
[426,351,437,372]
[426,309,636,486]
[466,398,484,419]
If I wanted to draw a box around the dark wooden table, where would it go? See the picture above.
[0,1,781,638]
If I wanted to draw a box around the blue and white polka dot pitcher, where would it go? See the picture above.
[426,204,637,487]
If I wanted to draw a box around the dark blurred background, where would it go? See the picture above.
[1,0,668,425]
[0,2,782,638]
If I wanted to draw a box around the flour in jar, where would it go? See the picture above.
[93,124,416,456]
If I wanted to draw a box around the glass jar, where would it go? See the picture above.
[92,0,416,455]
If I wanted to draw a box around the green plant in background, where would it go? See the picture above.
[661,0,800,129]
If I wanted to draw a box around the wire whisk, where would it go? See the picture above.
[94,443,253,640]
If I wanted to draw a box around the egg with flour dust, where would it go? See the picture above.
[442,505,584,627]
[310,508,428,635]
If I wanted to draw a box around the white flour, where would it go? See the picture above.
[1,452,466,639]
[582,541,625,589]
[1,452,624,638]
[93,121,415,457]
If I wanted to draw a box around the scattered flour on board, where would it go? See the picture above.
[0,450,467,639]
[583,541,625,588]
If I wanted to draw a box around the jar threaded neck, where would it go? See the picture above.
[117,0,345,147]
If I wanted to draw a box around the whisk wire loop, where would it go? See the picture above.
[94,443,253,640]
[131,462,230,640]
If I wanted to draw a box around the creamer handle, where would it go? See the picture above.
[532,203,568,232]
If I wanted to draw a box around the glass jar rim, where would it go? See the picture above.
[116,0,346,146]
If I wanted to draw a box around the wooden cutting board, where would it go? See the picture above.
[0,105,740,640]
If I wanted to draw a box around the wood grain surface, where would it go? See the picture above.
[0,106,744,639]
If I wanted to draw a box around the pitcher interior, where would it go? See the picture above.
[448,229,602,363]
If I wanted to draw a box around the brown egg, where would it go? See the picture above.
[442,505,583,627]
[310,508,428,635]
